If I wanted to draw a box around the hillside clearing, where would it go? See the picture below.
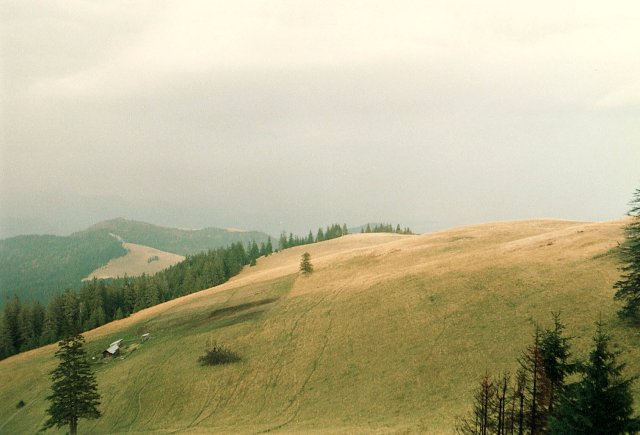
[1,218,639,434]
[83,242,185,281]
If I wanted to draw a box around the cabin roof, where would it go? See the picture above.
[105,344,119,354]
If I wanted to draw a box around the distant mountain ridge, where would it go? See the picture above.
[88,218,270,256]
[0,218,271,305]
[0,229,127,304]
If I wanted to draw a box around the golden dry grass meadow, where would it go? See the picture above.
[1,219,639,434]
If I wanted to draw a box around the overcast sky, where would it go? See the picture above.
[1,1,639,237]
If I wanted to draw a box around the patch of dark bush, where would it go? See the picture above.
[198,342,241,366]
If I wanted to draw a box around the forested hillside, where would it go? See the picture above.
[0,230,127,306]
[89,218,270,255]
[0,218,272,307]
[0,241,264,359]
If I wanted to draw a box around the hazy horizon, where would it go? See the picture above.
[2,1,639,238]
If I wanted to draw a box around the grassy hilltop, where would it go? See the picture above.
[83,242,185,281]
[1,219,639,433]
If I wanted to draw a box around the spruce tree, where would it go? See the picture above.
[0,315,13,359]
[248,240,260,264]
[31,300,46,345]
[18,304,36,351]
[539,313,573,414]
[43,333,101,435]
[456,373,497,435]
[518,327,551,434]
[495,373,510,434]
[279,232,288,250]
[513,369,527,435]
[2,296,21,355]
[548,321,639,434]
[614,188,640,321]
[299,252,313,275]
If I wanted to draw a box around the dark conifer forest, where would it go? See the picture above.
[0,230,127,304]
[0,241,257,360]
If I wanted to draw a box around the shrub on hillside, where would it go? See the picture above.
[198,341,240,366]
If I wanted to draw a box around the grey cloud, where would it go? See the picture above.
[1,2,639,238]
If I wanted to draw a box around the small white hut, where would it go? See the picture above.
[102,339,123,358]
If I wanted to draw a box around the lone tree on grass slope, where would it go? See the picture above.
[43,333,101,435]
[615,188,640,321]
[300,252,313,275]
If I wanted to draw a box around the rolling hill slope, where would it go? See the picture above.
[1,219,638,434]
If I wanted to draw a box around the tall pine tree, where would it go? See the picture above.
[518,327,551,434]
[614,188,640,321]
[43,333,101,435]
[549,321,639,434]
[265,236,273,255]
[456,373,497,435]
[539,313,573,415]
